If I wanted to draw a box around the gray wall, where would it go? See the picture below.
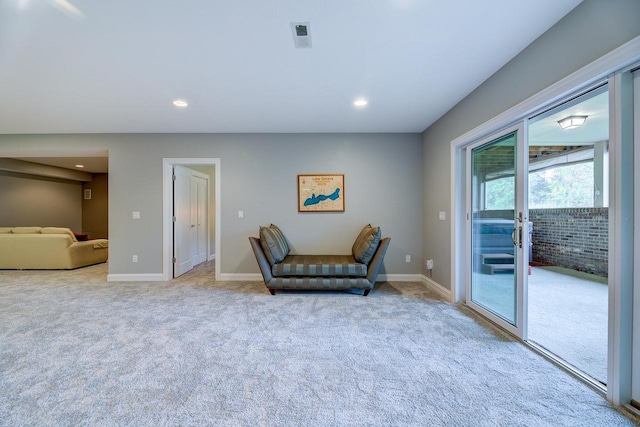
[82,173,109,239]
[0,133,422,277]
[0,171,82,231]
[422,0,640,290]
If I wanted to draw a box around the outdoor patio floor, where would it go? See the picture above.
[528,266,607,385]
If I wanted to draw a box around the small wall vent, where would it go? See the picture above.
[291,22,312,48]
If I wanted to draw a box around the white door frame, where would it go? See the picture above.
[607,69,635,405]
[163,158,221,281]
[632,69,640,407]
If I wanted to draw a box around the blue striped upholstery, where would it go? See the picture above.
[269,277,372,290]
[272,255,367,277]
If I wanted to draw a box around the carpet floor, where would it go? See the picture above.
[472,266,608,383]
[0,262,638,426]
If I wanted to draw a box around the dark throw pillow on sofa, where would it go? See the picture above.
[352,225,381,264]
[269,224,289,254]
[259,224,289,265]
[352,224,372,255]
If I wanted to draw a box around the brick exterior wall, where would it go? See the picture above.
[529,208,608,277]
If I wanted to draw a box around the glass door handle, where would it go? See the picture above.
[512,226,523,248]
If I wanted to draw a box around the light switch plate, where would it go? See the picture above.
[438,211,446,221]
[132,211,141,219]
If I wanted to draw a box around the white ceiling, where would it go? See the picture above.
[529,89,609,146]
[0,0,582,134]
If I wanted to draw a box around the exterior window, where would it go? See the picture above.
[529,161,594,209]
[485,176,514,210]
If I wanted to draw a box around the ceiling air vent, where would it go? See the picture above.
[291,22,312,48]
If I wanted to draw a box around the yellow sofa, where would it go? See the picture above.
[0,227,108,270]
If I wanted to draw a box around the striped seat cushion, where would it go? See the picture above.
[269,277,372,290]
[272,255,367,277]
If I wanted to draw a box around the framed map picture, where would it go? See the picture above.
[298,174,345,212]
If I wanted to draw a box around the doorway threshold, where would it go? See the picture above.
[526,340,606,396]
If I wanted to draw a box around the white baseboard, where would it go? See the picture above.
[421,274,453,302]
[218,273,263,281]
[107,274,164,282]
[208,254,216,262]
[378,274,423,282]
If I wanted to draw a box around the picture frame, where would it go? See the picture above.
[298,174,345,212]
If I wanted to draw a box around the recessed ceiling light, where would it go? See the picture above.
[75,164,84,168]
[173,99,188,108]
[353,98,368,107]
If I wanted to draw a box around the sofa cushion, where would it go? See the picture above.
[260,225,289,265]
[12,227,42,234]
[272,255,367,277]
[41,227,78,242]
[352,225,381,264]
[269,224,289,254]
[0,227,12,234]
[352,224,372,254]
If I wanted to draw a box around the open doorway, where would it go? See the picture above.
[163,158,221,281]
[0,154,109,241]
[527,85,609,387]
[173,165,210,277]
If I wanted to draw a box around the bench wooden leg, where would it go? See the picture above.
[268,289,276,295]
[363,289,370,296]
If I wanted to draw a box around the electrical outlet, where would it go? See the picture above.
[132,255,138,263]
[405,254,411,263]
[426,259,434,270]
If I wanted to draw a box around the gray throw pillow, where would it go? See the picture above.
[269,224,289,255]
[260,225,289,264]
[352,224,372,255]
[353,226,381,264]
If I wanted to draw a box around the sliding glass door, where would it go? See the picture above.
[466,85,613,385]
[467,124,527,338]
[526,85,609,386]
[632,68,640,410]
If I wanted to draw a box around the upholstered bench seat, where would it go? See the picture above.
[268,277,373,290]
[250,224,390,296]
[272,255,367,277]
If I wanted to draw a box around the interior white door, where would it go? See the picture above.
[195,176,208,264]
[174,165,194,277]
[189,177,199,267]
